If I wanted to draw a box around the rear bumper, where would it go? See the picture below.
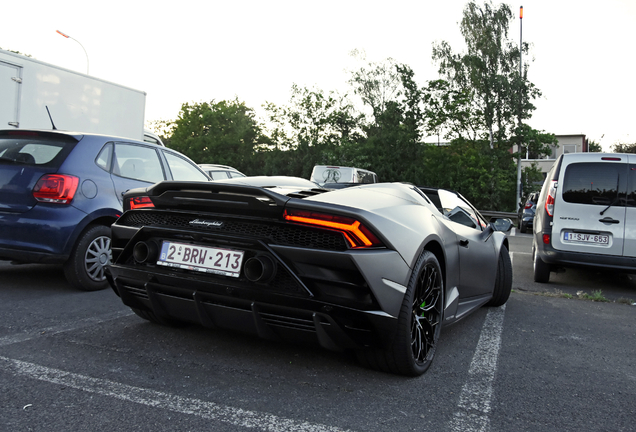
[106,263,399,351]
[0,205,87,263]
[536,241,636,272]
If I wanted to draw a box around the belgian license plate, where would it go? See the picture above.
[157,241,244,277]
[563,232,610,245]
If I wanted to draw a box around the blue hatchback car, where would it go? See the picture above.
[0,129,210,291]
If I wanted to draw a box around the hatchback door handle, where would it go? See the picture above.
[599,217,620,224]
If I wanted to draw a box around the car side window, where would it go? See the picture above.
[209,170,230,180]
[95,143,113,172]
[112,143,165,183]
[163,151,209,181]
[437,189,484,231]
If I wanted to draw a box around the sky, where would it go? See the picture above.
[2,0,635,151]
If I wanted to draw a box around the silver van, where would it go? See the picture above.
[532,152,636,282]
[310,165,378,188]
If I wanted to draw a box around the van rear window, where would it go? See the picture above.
[562,162,627,206]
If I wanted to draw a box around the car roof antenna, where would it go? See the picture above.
[45,106,58,130]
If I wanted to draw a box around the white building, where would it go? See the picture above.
[518,134,588,179]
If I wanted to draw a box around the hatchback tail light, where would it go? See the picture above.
[524,202,533,209]
[545,181,557,217]
[33,174,79,204]
[283,209,383,249]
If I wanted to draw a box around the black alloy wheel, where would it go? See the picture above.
[410,255,443,365]
[356,251,443,376]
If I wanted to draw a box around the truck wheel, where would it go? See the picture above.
[64,225,111,291]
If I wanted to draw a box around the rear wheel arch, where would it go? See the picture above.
[422,240,446,291]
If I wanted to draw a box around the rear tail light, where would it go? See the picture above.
[545,181,557,217]
[524,202,533,209]
[33,174,79,204]
[126,196,155,211]
[283,209,383,249]
[543,234,551,245]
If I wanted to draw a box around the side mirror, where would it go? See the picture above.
[490,217,513,233]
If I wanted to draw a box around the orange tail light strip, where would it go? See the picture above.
[283,209,382,248]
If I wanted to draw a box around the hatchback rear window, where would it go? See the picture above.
[0,135,76,167]
[562,162,628,206]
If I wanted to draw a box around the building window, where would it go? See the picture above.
[563,144,577,154]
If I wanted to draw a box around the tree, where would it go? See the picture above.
[168,99,266,175]
[261,85,364,177]
[347,50,402,126]
[431,1,540,148]
[612,142,636,153]
[587,139,602,152]
[421,139,517,210]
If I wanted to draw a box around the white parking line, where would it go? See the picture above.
[0,356,351,432]
[0,310,133,347]
[448,304,507,432]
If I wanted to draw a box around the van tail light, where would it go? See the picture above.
[125,196,155,211]
[33,174,79,204]
[283,209,383,249]
[543,234,551,245]
[545,181,557,217]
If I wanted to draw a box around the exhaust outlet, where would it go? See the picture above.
[133,241,158,264]
[244,255,276,283]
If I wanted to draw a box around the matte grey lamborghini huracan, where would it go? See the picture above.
[106,177,513,376]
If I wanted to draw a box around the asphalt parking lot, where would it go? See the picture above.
[0,231,634,431]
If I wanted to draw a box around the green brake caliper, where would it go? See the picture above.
[420,301,426,317]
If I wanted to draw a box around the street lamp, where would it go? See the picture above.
[515,6,524,211]
[56,30,89,74]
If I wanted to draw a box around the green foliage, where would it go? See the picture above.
[431,1,540,147]
[612,142,636,153]
[512,123,558,159]
[261,85,364,178]
[587,140,602,152]
[168,99,267,175]
[153,1,548,212]
[421,139,517,210]
[520,162,543,198]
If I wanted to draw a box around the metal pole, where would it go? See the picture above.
[515,6,523,212]
[56,30,89,75]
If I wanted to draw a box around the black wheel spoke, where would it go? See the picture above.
[411,263,442,364]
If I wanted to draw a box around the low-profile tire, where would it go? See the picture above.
[131,307,186,327]
[63,225,111,291]
[533,247,551,283]
[486,246,513,307]
[356,250,444,376]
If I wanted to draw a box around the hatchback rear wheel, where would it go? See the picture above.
[64,225,111,291]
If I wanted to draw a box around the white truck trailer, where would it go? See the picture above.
[0,48,161,144]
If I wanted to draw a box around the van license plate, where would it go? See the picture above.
[563,232,610,245]
[157,241,244,277]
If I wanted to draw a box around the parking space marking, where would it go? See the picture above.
[0,310,133,347]
[448,304,506,432]
[0,356,352,432]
